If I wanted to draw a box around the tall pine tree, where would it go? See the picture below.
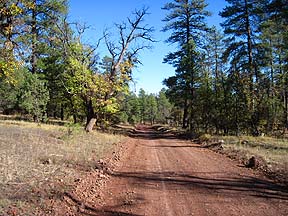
[220,0,268,134]
[162,0,210,129]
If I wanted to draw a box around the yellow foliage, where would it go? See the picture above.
[0,2,23,16]
[0,50,19,84]
[10,3,23,15]
[23,1,36,10]
[119,60,133,74]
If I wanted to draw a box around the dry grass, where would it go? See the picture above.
[0,120,125,215]
[208,135,288,184]
[215,135,288,165]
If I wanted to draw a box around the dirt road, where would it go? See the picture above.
[60,126,288,216]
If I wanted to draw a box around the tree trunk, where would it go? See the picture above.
[31,0,37,74]
[73,114,77,124]
[86,118,97,132]
[85,99,97,132]
[60,105,64,121]
[182,98,188,129]
[284,86,288,129]
[244,0,254,111]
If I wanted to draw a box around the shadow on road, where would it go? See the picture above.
[111,171,288,201]
[112,124,288,213]
[127,126,181,140]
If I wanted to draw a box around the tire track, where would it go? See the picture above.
[150,140,174,216]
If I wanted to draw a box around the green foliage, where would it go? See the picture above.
[138,88,148,123]
[0,0,69,121]
[0,0,23,82]
[18,70,49,121]
[156,89,173,124]
[1,0,287,136]
[0,2,153,130]
[117,89,173,125]
[162,0,211,129]
[0,68,25,111]
[146,94,158,124]
[199,133,212,142]
[162,0,288,135]
[0,68,49,121]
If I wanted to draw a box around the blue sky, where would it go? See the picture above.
[68,0,227,94]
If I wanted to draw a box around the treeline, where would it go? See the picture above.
[0,0,153,131]
[1,0,287,136]
[117,88,173,125]
[161,0,288,135]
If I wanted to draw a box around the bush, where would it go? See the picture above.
[0,68,50,122]
[199,133,212,142]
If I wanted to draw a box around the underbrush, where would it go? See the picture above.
[0,120,125,215]
[200,134,288,184]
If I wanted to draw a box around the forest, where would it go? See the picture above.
[0,0,287,136]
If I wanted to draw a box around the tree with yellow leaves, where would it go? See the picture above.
[0,0,23,82]
[85,8,154,132]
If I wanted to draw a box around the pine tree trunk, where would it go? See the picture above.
[244,0,254,112]
[182,99,188,129]
[284,87,288,129]
[31,0,37,74]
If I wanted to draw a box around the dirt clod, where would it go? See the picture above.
[246,156,256,168]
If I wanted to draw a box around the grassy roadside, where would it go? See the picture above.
[199,134,288,184]
[0,120,125,215]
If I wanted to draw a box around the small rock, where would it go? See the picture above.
[42,158,52,165]
[246,156,256,168]
[218,139,225,144]
[66,163,73,168]
[99,173,106,178]
[241,140,249,145]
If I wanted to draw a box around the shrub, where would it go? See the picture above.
[199,133,212,142]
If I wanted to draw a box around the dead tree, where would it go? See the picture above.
[85,7,154,132]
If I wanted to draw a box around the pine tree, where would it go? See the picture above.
[220,0,268,134]
[156,89,173,124]
[162,0,210,129]
[138,88,148,124]
[202,27,227,133]
[146,94,158,125]
[263,0,288,129]
[20,0,68,74]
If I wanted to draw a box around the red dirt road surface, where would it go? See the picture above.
[58,126,288,216]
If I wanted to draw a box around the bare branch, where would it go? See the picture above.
[103,7,155,83]
[104,29,117,60]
